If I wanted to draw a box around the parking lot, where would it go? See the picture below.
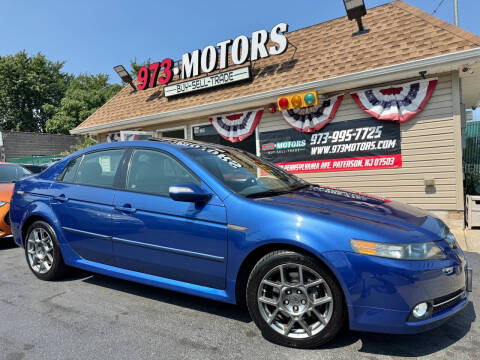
[0,238,477,360]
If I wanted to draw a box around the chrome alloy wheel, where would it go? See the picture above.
[257,263,333,339]
[26,227,54,274]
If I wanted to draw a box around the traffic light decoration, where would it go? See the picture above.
[277,91,319,110]
[281,94,344,133]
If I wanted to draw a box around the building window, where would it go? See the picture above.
[157,126,187,139]
[191,124,257,155]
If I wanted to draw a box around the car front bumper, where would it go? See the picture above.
[323,247,471,334]
[0,202,11,238]
[347,290,469,334]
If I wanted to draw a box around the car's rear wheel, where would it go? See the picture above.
[24,220,68,281]
[246,250,344,348]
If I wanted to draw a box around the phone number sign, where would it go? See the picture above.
[260,118,402,173]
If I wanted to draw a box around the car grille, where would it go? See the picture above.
[4,211,10,226]
[432,289,466,315]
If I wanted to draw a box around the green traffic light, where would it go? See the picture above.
[304,92,315,105]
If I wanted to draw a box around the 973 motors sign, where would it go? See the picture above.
[260,118,402,173]
[136,23,288,96]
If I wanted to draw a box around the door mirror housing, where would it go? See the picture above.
[169,183,211,203]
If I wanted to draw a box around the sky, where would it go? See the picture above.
[1,0,479,117]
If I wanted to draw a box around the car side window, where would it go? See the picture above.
[127,149,199,196]
[60,156,82,183]
[75,149,125,188]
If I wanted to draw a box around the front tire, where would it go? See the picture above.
[246,250,345,348]
[24,220,68,281]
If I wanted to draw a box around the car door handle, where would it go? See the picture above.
[53,194,68,202]
[115,205,137,214]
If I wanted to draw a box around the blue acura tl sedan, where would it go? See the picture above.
[10,138,472,348]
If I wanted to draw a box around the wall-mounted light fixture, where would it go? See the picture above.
[113,65,136,91]
[424,178,435,187]
[343,0,370,36]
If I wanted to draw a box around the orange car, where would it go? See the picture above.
[0,163,32,238]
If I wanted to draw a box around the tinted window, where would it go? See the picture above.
[0,164,32,183]
[127,149,198,196]
[60,156,82,183]
[75,149,125,188]
[161,129,185,139]
[192,124,256,154]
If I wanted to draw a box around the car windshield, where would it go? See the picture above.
[184,145,309,198]
[0,164,32,183]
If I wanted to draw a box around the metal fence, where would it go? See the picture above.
[464,121,480,195]
[6,154,63,165]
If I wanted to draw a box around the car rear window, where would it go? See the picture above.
[74,149,125,188]
[60,156,82,183]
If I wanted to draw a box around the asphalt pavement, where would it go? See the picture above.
[0,238,478,360]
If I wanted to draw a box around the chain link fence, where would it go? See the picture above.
[464,121,480,196]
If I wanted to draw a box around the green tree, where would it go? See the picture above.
[61,136,97,155]
[0,50,71,132]
[129,57,151,76]
[45,74,122,134]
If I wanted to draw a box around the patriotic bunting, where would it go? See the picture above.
[350,78,437,123]
[106,132,121,142]
[209,109,264,143]
[106,131,153,142]
[281,95,344,133]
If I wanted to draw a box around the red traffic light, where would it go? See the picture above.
[278,97,289,109]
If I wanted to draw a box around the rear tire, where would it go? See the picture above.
[246,250,345,348]
[24,220,68,281]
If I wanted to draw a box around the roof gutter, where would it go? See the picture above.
[71,47,480,135]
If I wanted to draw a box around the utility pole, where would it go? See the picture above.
[454,0,459,26]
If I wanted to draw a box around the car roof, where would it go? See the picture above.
[82,137,234,153]
[149,137,233,151]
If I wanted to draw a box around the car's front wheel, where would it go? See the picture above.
[24,220,68,281]
[246,250,345,348]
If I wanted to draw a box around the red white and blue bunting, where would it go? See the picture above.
[350,78,437,123]
[106,130,153,142]
[281,95,344,133]
[209,109,264,143]
[106,132,121,142]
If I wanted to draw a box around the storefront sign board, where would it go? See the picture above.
[164,66,250,97]
[260,118,402,173]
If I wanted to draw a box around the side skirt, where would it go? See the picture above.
[70,258,237,304]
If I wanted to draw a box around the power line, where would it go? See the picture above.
[432,0,446,15]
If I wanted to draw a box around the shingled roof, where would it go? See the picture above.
[75,0,480,132]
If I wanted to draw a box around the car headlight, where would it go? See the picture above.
[0,201,6,207]
[350,239,446,260]
[444,232,458,250]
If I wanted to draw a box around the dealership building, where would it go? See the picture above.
[71,1,480,229]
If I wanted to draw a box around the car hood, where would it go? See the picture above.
[256,185,447,242]
[0,183,14,202]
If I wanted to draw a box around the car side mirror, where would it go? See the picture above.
[169,183,212,203]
